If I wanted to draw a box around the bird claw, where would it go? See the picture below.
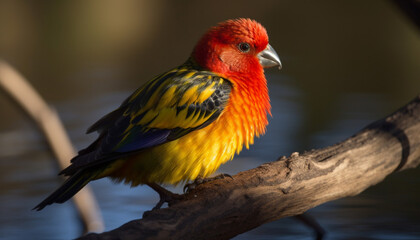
[183,173,234,193]
[147,173,234,211]
[147,183,183,210]
[152,192,182,210]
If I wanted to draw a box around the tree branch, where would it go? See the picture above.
[0,60,104,233]
[79,95,420,240]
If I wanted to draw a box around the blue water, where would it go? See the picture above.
[1,80,419,239]
[1,1,420,239]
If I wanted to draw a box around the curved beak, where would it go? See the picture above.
[258,44,282,70]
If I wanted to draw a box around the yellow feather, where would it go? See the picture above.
[148,108,175,128]
[143,83,167,110]
[137,109,158,125]
[197,82,216,103]
[107,65,269,187]
[127,68,176,103]
[183,71,196,79]
[157,86,177,108]
[178,85,199,106]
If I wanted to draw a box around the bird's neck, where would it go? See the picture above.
[186,57,270,148]
[223,73,270,149]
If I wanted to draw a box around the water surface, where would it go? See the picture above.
[1,1,419,239]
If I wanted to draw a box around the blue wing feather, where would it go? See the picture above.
[60,59,232,176]
[114,127,171,152]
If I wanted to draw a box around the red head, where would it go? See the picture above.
[192,18,281,80]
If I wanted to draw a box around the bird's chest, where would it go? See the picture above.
[112,90,268,186]
[138,111,243,184]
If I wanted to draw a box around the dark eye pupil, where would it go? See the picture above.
[238,42,250,52]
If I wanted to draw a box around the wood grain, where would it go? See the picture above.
[80,95,420,240]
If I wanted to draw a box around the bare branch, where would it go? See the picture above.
[0,60,104,232]
[80,95,420,240]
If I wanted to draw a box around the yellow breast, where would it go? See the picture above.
[109,85,269,186]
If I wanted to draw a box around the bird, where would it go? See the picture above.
[34,18,281,211]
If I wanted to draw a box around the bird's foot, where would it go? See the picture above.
[183,173,233,193]
[147,183,183,210]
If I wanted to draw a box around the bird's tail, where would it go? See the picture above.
[33,169,96,211]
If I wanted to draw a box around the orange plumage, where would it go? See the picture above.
[34,18,281,210]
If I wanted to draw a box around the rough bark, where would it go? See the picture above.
[80,95,420,240]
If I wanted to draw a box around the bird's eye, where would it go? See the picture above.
[238,42,251,53]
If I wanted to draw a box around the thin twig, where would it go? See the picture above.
[0,60,104,232]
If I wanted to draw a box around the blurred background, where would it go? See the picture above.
[0,0,419,239]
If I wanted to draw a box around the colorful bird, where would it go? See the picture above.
[34,18,281,210]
